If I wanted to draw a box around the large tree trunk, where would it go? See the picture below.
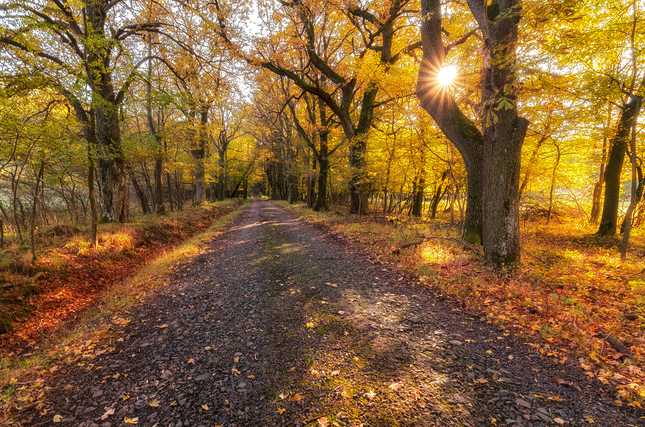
[597,99,643,236]
[418,0,528,262]
[95,104,127,223]
[417,0,484,243]
[314,156,329,212]
[348,83,378,215]
[412,175,425,217]
[478,0,529,264]
[86,2,127,223]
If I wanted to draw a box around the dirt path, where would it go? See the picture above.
[18,200,643,426]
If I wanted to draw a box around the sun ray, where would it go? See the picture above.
[438,65,458,87]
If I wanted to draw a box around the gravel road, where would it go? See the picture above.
[20,199,644,426]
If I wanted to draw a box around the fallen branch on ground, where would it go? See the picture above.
[598,328,634,362]
[392,236,480,255]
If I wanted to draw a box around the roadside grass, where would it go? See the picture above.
[277,201,645,406]
[0,199,248,420]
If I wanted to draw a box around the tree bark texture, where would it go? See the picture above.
[476,0,529,264]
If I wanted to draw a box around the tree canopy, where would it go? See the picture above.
[1,0,645,265]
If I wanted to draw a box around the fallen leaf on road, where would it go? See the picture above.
[475,378,488,384]
[202,404,209,410]
[53,414,63,423]
[318,416,329,427]
[306,322,314,328]
[122,395,130,401]
[325,283,338,287]
[291,393,303,402]
[187,359,195,364]
[389,382,403,391]
[157,324,168,329]
[231,367,241,376]
[585,417,595,423]
[277,408,286,414]
[366,390,376,400]
[150,400,160,407]
[124,417,139,424]
[101,408,115,420]
[279,392,289,399]
[553,418,565,425]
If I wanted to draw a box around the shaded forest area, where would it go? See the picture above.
[2,0,645,408]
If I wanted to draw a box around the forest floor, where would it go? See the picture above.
[279,202,645,408]
[3,199,642,426]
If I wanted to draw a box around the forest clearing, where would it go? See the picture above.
[2,0,645,425]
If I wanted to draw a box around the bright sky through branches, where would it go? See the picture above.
[438,65,457,86]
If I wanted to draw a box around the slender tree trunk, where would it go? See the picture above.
[30,161,45,262]
[597,98,643,236]
[546,143,561,224]
[590,106,612,224]
[129,170,150,214]
[192,109,208,204]
[145,34,166,215]
[620,126,642,259]
[217,149,226,201]
[11,167,25,244]
[308,157,316,208]
[518,135,547,202]
[88,143,98,248]
[166,172,174,211]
